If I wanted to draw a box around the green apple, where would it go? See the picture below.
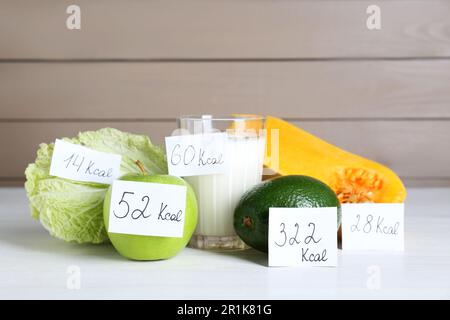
[103,172,198,261]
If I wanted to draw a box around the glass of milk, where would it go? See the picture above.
[178,115,266,250]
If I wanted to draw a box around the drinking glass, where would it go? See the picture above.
[177,115,266,250]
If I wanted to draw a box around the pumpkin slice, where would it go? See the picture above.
[265,116,406,203]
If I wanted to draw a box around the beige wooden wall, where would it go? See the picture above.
[1,0,450,186]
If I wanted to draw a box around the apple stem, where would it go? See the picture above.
[135,160,147,175]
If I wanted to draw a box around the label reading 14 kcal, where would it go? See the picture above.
[341,203,405,251]
[108,180,187,238]
[49,139,122,184]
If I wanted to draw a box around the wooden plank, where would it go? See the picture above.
[0,121,175,179]
[2,60,450,120]
[1,1,450,59]
[4,177,450,188]
[297,120,450,180]
[402,178,450,188]
[0,179,25,187]
[1,120,449,180]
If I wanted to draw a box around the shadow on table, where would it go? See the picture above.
[0,221,268,265]
[203,248,268,267]
[0,223,123,261]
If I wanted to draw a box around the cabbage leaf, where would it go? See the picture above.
[25,128,167,244]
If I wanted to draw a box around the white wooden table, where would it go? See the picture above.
[0,187,449,299]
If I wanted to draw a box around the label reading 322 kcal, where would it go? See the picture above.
[49,139,122,184]
[108,180,187,238]
[268,207,338,267]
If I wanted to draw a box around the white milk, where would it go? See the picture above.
[186,135,265,239]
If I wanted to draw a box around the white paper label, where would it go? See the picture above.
[49,139,122,184]
[108,180,187,237]
[268,207,338,267]
[165,133,228,177]
[341,203,404,251]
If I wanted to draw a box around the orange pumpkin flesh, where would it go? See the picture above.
[265,116,406,203]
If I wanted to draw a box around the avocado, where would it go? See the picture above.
[234,175,341,252]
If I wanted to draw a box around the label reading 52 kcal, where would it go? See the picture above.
[49,139,122,184]
[108,180,187,238]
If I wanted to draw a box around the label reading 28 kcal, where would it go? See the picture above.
[341,203,404,251]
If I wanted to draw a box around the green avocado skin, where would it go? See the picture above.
[234,175,341,253]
